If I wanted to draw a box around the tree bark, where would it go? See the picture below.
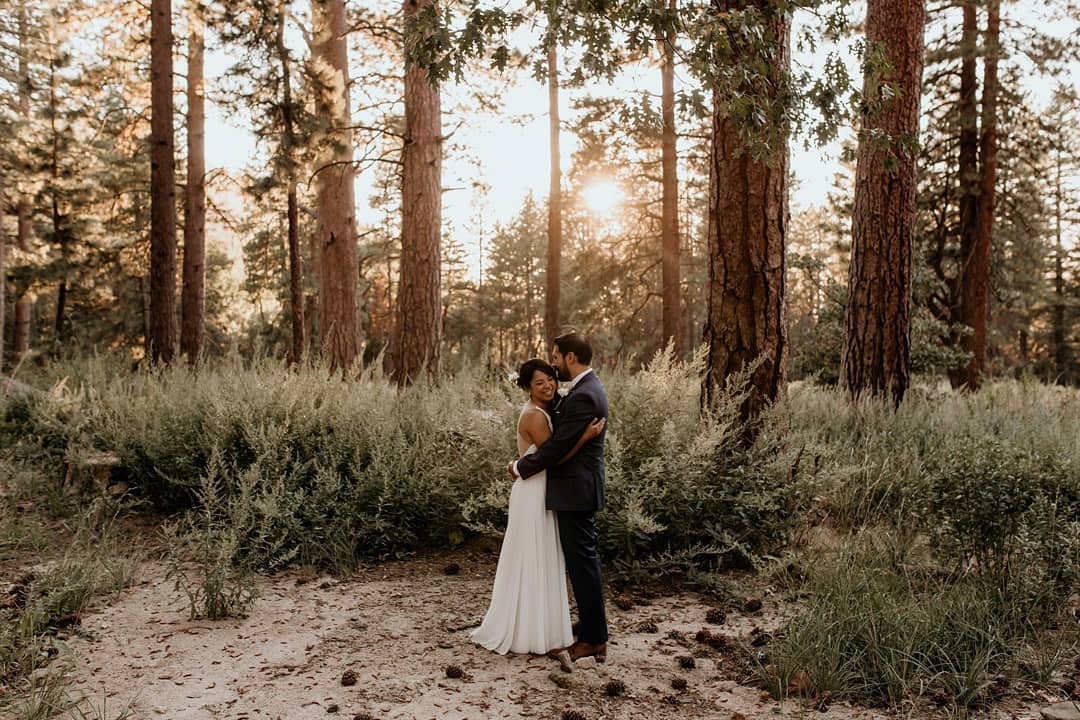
[49,46,67,343]
[1052,151,1069,382]
[950,0,979,387]
[957,0,998,389]
[0,176,5,371]
[545,43,562,348]
[17,6,32,253]
[392,0,443,385]
[660,0,681,357]
[13,299,30,361]
[312,0,362,373]
[150,0,178,364]
[841,0,925,406]
[181,4,206,364]
[701,2,789,434]
[277,0,305,366]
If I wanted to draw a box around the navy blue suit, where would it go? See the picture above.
[516,370,609,644]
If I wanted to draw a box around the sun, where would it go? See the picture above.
[582,179,621,216]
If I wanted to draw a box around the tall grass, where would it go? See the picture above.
[5,353,1079,711]
[6,351,795,583]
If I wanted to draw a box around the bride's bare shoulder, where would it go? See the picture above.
[517,406,549,434]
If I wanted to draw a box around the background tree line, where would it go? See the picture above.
[1,0,1078,416]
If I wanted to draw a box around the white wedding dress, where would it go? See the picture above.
[471,402,574,654]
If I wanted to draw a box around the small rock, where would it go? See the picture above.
[1041,702,1080,720]
[326,703,339,714]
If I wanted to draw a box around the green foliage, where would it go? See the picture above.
[764,529,1076,712]
[598,347,797,584]
[925,436,1080,600]
[13,351,794,583]
[0,499,137,691]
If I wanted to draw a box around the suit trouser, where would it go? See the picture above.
[557,510,608,644]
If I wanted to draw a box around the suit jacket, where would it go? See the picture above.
[517,370,608,512]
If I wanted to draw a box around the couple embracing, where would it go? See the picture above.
[471,333,610,671]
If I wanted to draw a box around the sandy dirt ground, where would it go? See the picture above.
[46,547,1064,720]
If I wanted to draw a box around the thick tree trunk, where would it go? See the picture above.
[950,0,979,387]
[278,0,305,366]
[181,6,206,364]
[150,0,178,364]
[312,0,362,373]
[545,43,562,348]
[392,0,442,385]
[660,0,681,357]
[957,0,998,389]
[841,0,925,406]
[701,2,789,433]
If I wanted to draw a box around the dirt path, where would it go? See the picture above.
[57,550,1054,720]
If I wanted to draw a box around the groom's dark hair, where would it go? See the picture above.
[554,333,593,365]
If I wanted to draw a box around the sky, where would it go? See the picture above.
[198,4,1080,281]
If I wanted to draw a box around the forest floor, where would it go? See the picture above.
[6,534,1066,720]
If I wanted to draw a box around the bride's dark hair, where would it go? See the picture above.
[516,358,558,390]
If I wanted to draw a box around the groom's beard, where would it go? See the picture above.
[556,361,571,381]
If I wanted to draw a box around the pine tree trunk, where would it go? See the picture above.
[312,0,362,373]
[0,177,5,371]
[181,6,206,364]
[951,0,979,387]
[957,0,998,390]
[660,0,681,357]
[392,0,442,385]
[841,0,925,406]
[278,0,305,366]
[545,43,562,348]
[16,6,32,253]
[1053,155,1068,382]
[150,0,178,364]
[13,299,30,361]
[50,56,67,344]
[54,280,66,339]
[701,2,789,433]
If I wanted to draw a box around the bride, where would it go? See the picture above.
[471,358,604,664]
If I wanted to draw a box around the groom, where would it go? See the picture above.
[509,333,609,664]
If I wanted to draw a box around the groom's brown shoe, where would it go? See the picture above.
[568,640,607,663]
